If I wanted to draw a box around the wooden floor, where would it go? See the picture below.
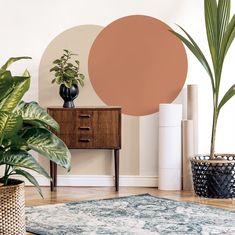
[25,186,235,209]
[25,186,235,235]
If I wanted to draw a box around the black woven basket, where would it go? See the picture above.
[191,154,235,198]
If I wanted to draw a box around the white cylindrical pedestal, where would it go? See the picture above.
[182,120,194,190]
[187,85,198,154]
[158,104,182,190]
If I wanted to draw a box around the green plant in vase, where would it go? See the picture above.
[0,56,71,193]
[50,49,85,108]
[171,0,235,198]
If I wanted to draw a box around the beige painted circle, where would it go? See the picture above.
[38,25,106,108]
[88,15,188,116]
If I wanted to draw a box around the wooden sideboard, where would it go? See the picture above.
[47,106,121,191]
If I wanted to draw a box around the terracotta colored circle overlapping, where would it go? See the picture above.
[88,15,188,116]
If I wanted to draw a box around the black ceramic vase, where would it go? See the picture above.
[59,84,79,108]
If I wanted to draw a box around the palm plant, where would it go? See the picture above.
[0,57,71,196]
[171,0,235,159]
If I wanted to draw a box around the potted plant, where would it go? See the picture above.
[172,0,235,198]
[50,49,85,108]
[0,57,71,234]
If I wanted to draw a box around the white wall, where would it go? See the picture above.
[1,0,235,183]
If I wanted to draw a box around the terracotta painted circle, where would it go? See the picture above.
[88,15,188,116]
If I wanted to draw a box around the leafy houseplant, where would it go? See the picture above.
[172,0,235,198]
[0,57,71,234]
[50,49,85,108]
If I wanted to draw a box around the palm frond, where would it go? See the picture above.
[218,0,230,51]
[205,0,218,69]
[171,28,215,91]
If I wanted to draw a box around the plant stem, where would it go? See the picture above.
[210,93,219,159]
[3,165,10,185]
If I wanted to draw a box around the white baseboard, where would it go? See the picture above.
[16,175,158,187]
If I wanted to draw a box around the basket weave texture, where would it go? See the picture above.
[0,179,25,235]
[191,155,235,198]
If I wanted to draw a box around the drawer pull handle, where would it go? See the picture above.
[79,138,91,142]
[79,127,90,130]
[79,114,91,118]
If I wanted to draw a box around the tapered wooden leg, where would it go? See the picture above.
[53,163,57,188]
[50,161,57,191]
[50,161,54,191]
[114,149,119,191]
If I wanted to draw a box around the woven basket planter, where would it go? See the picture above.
[0,179,25,235]
[191,154,235,198]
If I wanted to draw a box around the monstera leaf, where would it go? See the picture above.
[0,111,22,142]
[22,128,71,170]
[0,149,50,179]
[0,73,30,112]
[15,101,59,132]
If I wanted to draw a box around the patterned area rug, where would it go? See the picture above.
[26,194,235,235]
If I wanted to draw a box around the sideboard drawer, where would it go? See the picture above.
[92,110,120,148]
[49,109,76,122]
[48,107,121,149]
[77,136,94,148]
[58,122,77,134]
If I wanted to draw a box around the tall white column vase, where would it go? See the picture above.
[182,120,194,190]
[187,84,198,154]
[158,104,182,190]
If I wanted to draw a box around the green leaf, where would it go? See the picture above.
[224,15,235,55]
[205,0,218,68]
[170,29,215,91]
[64,71,75,78]
[14,101,59,132]
[0,71,15,102]
[6,135,29,151]
[64,80,72,88]
[22,128,71,170]
[218,84,235,112]
[0,111,22,141]
[1,56,31,71]
[14,168,43,197]
[0,149,50,179]
[215,14,235,90]
[51,78,56,84]
[67,63,73,67]
[78,73,85,80]
[78,79,84,87]
[22,69,30,77]
[55,76,62,85]
[63,49,70,54]
[217,0,230,51]
[53,59,61,65]
[220,15,235,61]
[72,79,78,85]
[22,120,46,130]
[55,72,60,77]
[0,75,30,112]
[49,66,59,72]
